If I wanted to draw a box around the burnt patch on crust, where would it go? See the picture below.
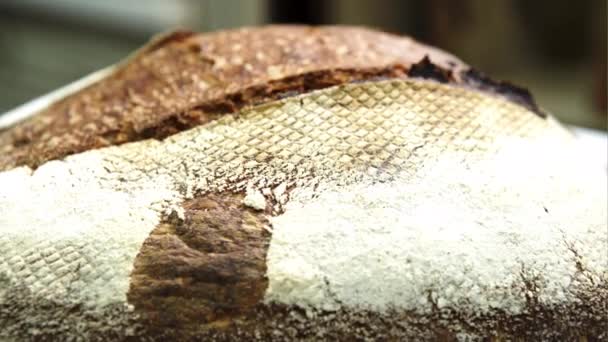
[407,56,544,118]
[461,68,545,118]
[408,56,454,83]
[127,192,272,329]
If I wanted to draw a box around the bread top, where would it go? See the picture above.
[0,25,539,172]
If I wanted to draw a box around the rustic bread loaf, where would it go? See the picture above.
[0,25,605,341]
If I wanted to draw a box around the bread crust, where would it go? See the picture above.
[128,193,271,330]
[0,25,540,172]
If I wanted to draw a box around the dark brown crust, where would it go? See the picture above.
[406,57,543,117]
[127,192,271,330]
[2,283,604,341]
[127,266,608,340]
[0,25,541,172]
[460,68,544,117]
[154,298,607,341]
[407,56,454,83]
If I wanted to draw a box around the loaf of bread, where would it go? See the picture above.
[0,25,605,341]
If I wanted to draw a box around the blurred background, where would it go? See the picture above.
[0,0,605,129]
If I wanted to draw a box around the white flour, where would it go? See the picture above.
[265,136,607,314]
